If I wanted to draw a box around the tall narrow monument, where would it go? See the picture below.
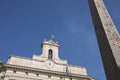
[88,0,120,80]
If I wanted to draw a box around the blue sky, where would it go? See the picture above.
[0,0,120,80]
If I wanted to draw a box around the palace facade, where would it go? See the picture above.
[0,38,94,80]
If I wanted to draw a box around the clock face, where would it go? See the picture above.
[45,60,54,68]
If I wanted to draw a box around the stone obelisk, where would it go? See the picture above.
[88,0,120,80]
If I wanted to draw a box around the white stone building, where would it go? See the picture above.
[0,38,95,80]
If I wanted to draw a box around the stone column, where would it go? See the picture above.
[88,0,120,80]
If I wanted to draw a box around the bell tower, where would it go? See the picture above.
[32,36,67,64]
[41,39,60,60]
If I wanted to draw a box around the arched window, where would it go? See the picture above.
[48,49,53,59]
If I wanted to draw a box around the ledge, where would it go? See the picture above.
[5,64,92,79]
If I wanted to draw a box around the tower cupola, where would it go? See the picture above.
[32,36,67,64]
[41,39,60,60]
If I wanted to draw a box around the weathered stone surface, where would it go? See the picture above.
[88,0,120,80]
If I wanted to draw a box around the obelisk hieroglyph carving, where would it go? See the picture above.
[88,0,120,80]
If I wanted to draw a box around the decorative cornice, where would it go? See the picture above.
[41,40,60,47]
[4,64,93,79]
[9,55,32,61]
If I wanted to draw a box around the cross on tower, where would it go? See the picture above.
[50,35,54,40]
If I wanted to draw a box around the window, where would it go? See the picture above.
[36,73,39,76]
[48,75,51,78]
[60,77,63,80]
[25,72,28,75]
[70,78,72,80]
[48,75,52,80]
[60,77,62,79]
[13,70,16,73]
[48,49,53,59]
